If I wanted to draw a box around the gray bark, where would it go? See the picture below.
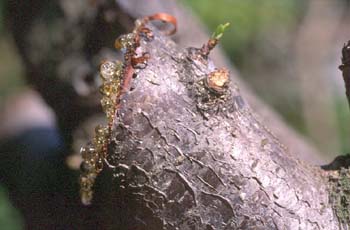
[92,25,339,230]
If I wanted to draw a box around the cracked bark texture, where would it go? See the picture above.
[4,0,340,229]
[89,26,339,230]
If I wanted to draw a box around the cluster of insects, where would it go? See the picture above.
[79,13,177,205]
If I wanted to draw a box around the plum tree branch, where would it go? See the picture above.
[90,23,340,229]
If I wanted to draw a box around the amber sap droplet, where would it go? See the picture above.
[101,97,113,111]
[80,146,88,157]
[114,37,124,50]
[95,125,108,137]
[96,159,104,171]
[134,19,143,28]
[80,145,96,159]
[99,83,118,97]
[81,191,93,205]
[106,111,115,123]
[94,136,107,148]
[114,61,124,77]
[114,33,135,51]
[100,61,117,81]
[81,191,91,205]
[99,85,110,97]
[80,161,92,173]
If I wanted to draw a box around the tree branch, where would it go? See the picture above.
[90,23,339,229]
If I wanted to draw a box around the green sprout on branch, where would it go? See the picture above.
[211,22,230,40]
[201,22,230,56]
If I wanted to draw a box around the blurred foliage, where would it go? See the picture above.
[0,0,3,33]
[0,38,24,99]
[0,0,24,99]
[0,2,24,228]
[0,186,23,230]
[182,0,305,66]
[335,98,350,154]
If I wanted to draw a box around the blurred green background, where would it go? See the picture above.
[1,0,350,228]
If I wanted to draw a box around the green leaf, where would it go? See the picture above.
[211,22,230,40]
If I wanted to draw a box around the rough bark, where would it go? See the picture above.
[4,1,343,229]
[89,25,339,229]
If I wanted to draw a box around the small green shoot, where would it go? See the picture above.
[211,22,230,40]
